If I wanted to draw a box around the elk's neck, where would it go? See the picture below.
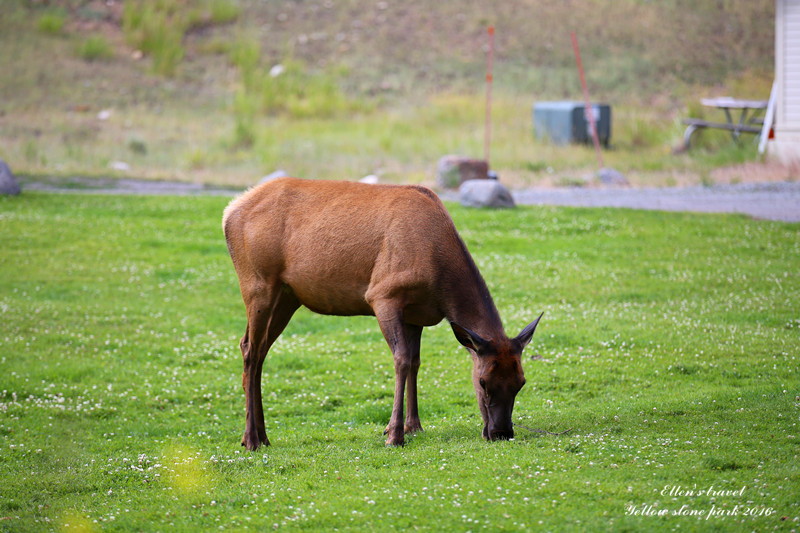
[441,244,506,341]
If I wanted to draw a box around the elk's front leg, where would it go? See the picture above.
[374,303,412,447]
[386,352,409,446]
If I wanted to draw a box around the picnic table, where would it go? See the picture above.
[681,97,768,149]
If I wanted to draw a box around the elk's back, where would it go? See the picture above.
[223,178,459,320]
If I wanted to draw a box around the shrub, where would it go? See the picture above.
[208,0,240,25]
[127,138,148,155]
[36,10,66,35]
[77,35,114,62]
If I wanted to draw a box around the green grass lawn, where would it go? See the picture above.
[0,192,798,532]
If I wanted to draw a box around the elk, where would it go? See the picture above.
[222,177,542,450]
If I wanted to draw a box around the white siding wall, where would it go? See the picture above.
[769,0,800,165]
[783,0,800,126]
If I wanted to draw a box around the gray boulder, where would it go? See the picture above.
[0,159,20,195]
[596,167,629,186]
[259,169,288,184]
[459,179,515,208]
[436,155,489,189]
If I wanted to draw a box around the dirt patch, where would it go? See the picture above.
[709,161,800,184]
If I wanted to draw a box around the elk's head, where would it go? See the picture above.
[451,313,542,441]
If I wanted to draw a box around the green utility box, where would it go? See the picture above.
[533,101,611,146]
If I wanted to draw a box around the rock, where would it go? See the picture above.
[110,161,130,171]
[359,174,379,184]
[436,155,489,189]
[459,179,515,208]
[259,169,288,183]
[269,64,285,78]
[596,167,629,186]
[0,159,21,195]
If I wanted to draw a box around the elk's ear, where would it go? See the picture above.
[514,312,543,351]
[451,322,490,354]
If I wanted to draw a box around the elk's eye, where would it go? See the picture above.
[479,378,487,390]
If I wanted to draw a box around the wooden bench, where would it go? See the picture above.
[680,98,768,151]
[681,118,762,150]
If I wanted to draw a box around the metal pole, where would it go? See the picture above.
[571,30,604,169]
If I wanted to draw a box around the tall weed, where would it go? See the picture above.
[229,36,261,90]
[122,0,239,77]
[227,36,362,146]
[616,112,668,149]
[232,89,258,147]
[122,1,185,76]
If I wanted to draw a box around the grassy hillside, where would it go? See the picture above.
[0,0,777,187]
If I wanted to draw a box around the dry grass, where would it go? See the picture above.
[0,0,780,187]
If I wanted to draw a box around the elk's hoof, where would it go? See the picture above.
[385,435,405,447]
[384,424,405,446]
[404,421,423,434]
[242,433,270,451]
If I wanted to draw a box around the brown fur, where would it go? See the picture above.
[223,177,542,449]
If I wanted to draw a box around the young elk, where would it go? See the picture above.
[222,177,542,450]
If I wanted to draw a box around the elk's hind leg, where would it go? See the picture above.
[241,283,299,450]
[240,317,266,451]
[403,324,423,434]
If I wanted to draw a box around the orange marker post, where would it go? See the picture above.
[571,30,605,169]
[485,25,495,165]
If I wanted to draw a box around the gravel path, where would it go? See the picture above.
[511,181,800,222]
[20,177,800,223]
[20,176,240,196]
[444,181,800,222]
